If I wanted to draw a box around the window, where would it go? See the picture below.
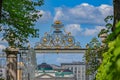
[0,70,2,72]
[71,67,73,71]
[74,71,76,73]
[75,67,77,71]
[78,71,81,73]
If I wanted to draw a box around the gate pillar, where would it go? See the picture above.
[6,47,18,80]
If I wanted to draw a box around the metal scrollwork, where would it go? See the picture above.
[35,21,81,49]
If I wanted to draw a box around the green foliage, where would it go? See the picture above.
[85,37,101,75]
[0,0,43,47]
[98,29,108,37]
[85,16,113,79]
[104,15,113,23]
[96,22,120,80]
[0,78,4,80]
[98,15,113,37]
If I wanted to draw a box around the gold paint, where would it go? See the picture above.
[56,37,59,42]
[54,20,61,24]
[68,38,72,42]
[43,38,47,42]
[57,46,60,49]
[68,32,71,35]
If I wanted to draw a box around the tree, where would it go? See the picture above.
[0,0,43,47]
[85,37,101,79]
[0,78,4,80]
[96,1,120,79]
[85,16,113,79]
[0,0,2,20]
[113,0,120,30]
[96,22,120,80]
[84,16,114,80]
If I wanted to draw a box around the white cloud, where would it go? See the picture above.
[0,38,7,44]
[0,45,6,51]
[84,26,106,36]
[65,24,106,36]
[81,3,89,6]
[0,38,7,52]
[38,10,52,23]
[56,58,72,63]
[65,24,82,36]
[54,3,113,25]
[84,28,97,36]
[99,4,113,16]
[56,54,83,63]
[54,7,66,21]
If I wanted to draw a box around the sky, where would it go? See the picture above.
[0,0,113,65]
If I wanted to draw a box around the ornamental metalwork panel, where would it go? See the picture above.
[35,21,81,50]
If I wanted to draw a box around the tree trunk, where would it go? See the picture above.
[0,0,2,21]
[113,0,120,31]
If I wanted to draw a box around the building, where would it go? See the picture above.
[61,62,86,80]
[17,49,37,80]
[0,54,6,80]
[0,68,6,79]
[35,63,75,80]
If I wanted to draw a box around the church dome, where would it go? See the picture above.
[37,63,53,70]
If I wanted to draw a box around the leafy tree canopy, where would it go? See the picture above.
[85,37,101,75]
[0,78,4,80]
[85,16,113,80]
[0,0,43,47]
[96,22,120,80]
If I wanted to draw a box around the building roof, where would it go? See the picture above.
[62,69,73,75]
[35,63,74,79]
[61,62,85,65]
[50,64,63,70]
[37,63,53,70]
[63,69,73,73]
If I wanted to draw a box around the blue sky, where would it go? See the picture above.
[0,0,113,65]
[34,0,113,65]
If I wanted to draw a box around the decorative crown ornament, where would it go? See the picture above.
[54,20,61,24]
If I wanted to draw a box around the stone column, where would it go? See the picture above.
[6,47,19,80]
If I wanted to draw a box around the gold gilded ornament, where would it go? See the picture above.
[55,20,61,24]
[43,38,47,42]
[68,38,72,42]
